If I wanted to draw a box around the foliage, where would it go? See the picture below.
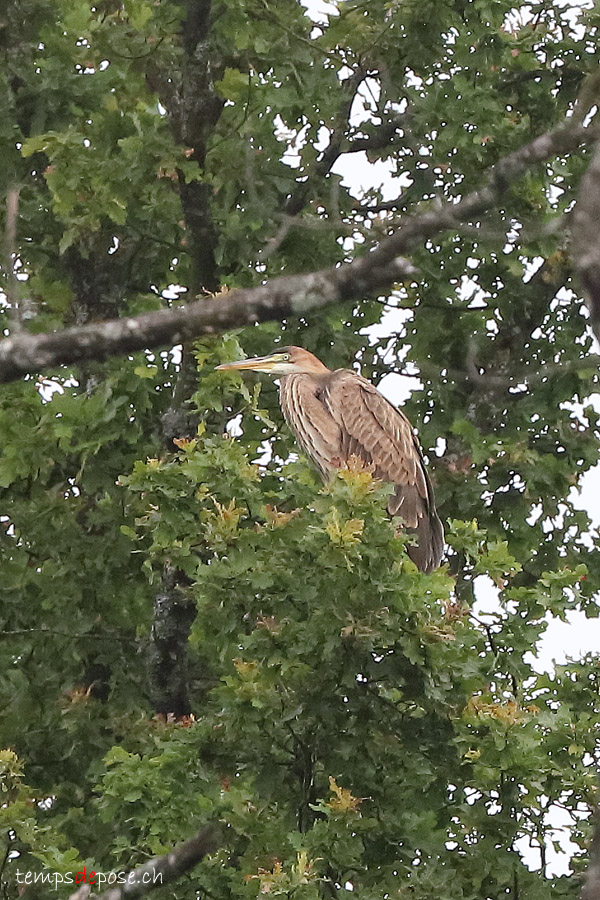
[0,1,598,900]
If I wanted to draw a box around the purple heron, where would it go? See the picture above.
[216,346,444,572]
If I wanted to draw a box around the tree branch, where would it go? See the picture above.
[281,70,364,219]
[67,825,220,900]
[581,806,600,900]
[344,113,407,155]
[3,186,22,330]
[147,566,197,717]
[573,141,600,343]
[0,117,594,386]
[260,75,408,259]
[258,70,365,259]
[0,256,417,384]
[144,0,225,721]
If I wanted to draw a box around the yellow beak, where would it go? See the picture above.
[215,354,279,372]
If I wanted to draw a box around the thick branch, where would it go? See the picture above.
[0,118,593,386]
[572,141,600,343]
[68,825,219,900]
[581,807,600,900]
[4,186,21,330]
[147,567,197,717]
[0,255,415,383]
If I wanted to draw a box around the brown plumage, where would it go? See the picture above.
[217,346,444,572]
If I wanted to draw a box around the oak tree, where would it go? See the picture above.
[0,2,599,899]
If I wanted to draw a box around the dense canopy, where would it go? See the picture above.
[0,1,599,900]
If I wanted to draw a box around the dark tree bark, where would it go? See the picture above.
[147,567,197,717]
[144,0,225,718]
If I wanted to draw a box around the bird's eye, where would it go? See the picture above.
[281,354,290,361]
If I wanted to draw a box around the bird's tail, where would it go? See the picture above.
[406,512,445,573]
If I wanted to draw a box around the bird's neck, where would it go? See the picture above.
[280,370,331,388]
[308,359,332,376]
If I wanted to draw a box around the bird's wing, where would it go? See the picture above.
[321,370,444,571]
[279,374,343,481]
[320,371,426,524]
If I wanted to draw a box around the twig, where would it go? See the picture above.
[259,219,295,261]
[470,613,499,657]
[67,825,220,900]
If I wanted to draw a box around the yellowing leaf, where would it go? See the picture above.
[463,748,481,762]
[263,504,300,528]
[464,696,536,726]
[325,509,364,546]
[233,658,259,680]
[327,776,363,813]
[172,437,197,451]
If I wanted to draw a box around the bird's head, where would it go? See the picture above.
[216,346,330,377]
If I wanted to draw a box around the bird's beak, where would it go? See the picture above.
[215,354,280,373]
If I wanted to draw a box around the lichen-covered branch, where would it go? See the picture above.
[0,255,416,384]
[67,825,220,900]
[0,118,594,386]
[573,141,600,343]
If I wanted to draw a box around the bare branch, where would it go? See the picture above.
[259,69,365,260]
[344,113,406,155]
[68,825,220,900]
[0,116,594,386]
[3,186,22,330]
[573,141,600,343]
[260,75,407,259]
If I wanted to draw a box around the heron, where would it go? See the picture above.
[216,346,444,572]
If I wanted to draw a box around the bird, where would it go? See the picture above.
[216,346,444,572]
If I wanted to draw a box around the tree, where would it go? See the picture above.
[0,1,599,899]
